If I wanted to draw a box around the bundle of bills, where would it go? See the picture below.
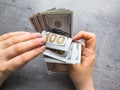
[29,8,72,36]
[29,8,81,64]
[42,31,81,64]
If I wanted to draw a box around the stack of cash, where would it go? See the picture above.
[42,31,81,64]
[29,8,81,64]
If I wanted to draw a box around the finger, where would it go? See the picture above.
[80,41,85,48]
[73,31,96,49]
[0,31,30,41]
[0,33,41,49]
[6,46,45,72]
[2,38,46,59]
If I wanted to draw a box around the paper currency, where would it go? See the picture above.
[29,8,72,37]
[41,10,73,36]
[42,31,72,51]
[43,41,81,64]
[29,8,81,64]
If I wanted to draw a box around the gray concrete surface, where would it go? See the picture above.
[0,0,120,90]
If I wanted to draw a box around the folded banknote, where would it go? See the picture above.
[42,31,81,64]
[42,31,72,51]
[43,42,81,64]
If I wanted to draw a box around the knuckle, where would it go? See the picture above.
[20,55,28,63]
[7,66,17,73]
[92,34,96,38]
[1,34,9,40]
[91,33,96,40]
[0,51,8,60]
[11,34,32,44]
[78,31,85,35]
[1,33,14,41]
[92,54,96,60]
[1,32,14,39]
[14,44,24,54]
[11,37,19,44]
[34,49,40,55]
[6,32,14,37]
[0,63,9,73]
[19,55,33,66]
[91,33,96,48]
[83,49,91,56]
[32,38,38,44]
[26,33,34,38]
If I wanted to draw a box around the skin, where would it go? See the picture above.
[0,31,96,90]
[0,31,46,86]
[69,31,96,90]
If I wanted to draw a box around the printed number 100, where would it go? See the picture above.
[46,33,65,44]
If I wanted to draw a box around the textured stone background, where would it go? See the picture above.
[0,0,120,90]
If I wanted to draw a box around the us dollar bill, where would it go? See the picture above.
[43,42,81,64]
[42,31,72,51]
[29,8,72,37]
[41,31,81,64]
[29,8,82,65]
[41,9,73,37]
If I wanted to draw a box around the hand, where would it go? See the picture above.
[0,31,46,86]
[69,31,96,90]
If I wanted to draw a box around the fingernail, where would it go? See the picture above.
[40,38,46,43]
[41,45,46,51]
[36,45,46,53]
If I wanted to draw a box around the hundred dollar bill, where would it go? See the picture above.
[42,31,72,51]
[43,42,81,64]
[41,9,73,37]
[44,56,65,64]
[29,8,73,37]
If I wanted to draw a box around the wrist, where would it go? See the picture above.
[75,78,94,90]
